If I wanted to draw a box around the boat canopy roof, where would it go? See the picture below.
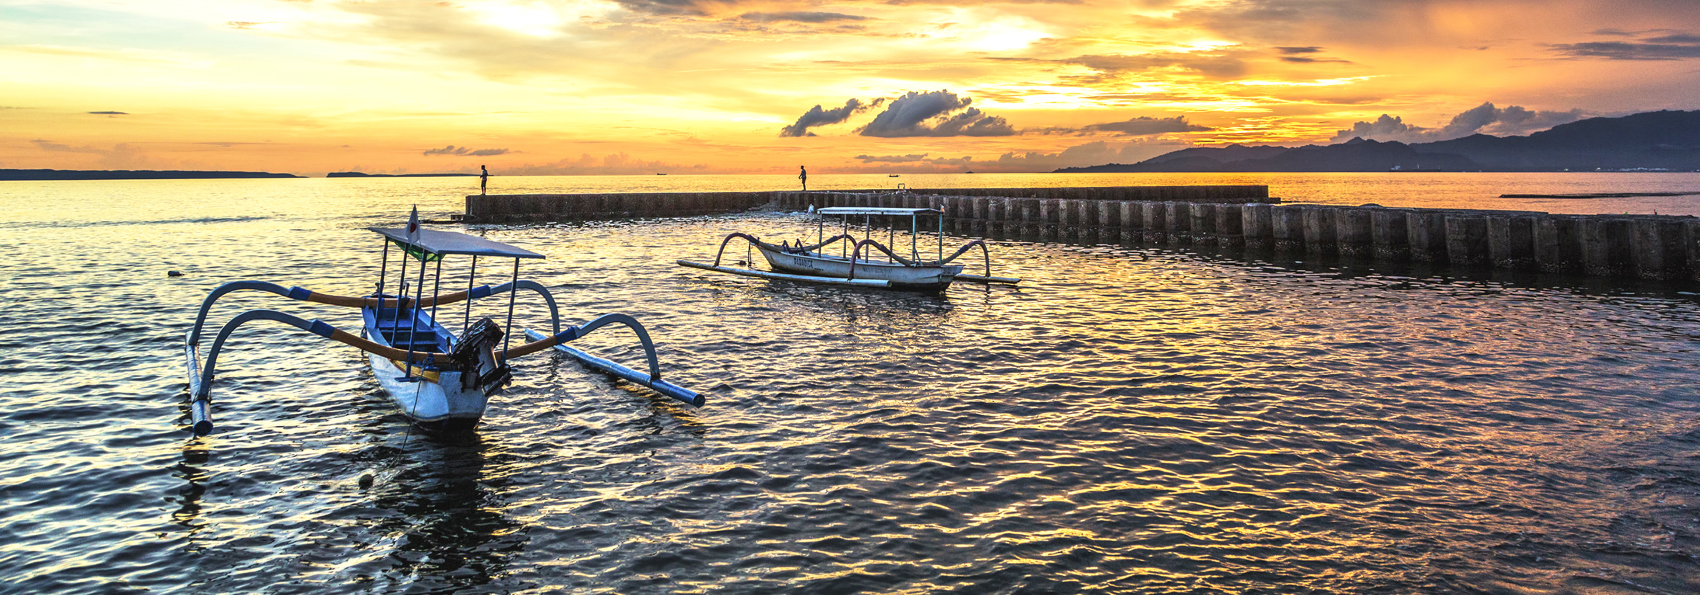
[817,207,942,217]
[369,227,545,259]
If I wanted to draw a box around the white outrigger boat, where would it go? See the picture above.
[678,207,1019,291]
[185,218,699,436]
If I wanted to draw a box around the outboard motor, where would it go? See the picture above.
[452,317,511,394]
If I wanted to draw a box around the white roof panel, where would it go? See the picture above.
[369,227,545,259]
[816,207,942,216]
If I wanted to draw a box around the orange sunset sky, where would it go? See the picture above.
[4,0,1699,175]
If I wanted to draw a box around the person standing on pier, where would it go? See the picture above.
[798,165,808,192]
[479,165,489,195]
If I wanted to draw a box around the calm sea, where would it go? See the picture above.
[2,174,1698,593]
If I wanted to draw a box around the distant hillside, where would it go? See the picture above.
[1057,110,1700,173]
[1417,110,1700,171]
[327,172,477,178]
[0,169,301,180]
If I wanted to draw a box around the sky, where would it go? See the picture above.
[4,0,1700,175]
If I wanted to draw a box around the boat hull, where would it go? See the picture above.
[363,306,494,432]
[365,351,491,432]
[757,245,961,290]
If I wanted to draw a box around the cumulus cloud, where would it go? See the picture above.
[1085,116,1212,136]
[499,152,712,176]
[423,145,510,156]
[1330,102,1586,143]
[856,90,1016,137]
[780,98,876,137]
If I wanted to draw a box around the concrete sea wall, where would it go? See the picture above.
[464,187,1699,282]
[462,186,1271,223]
[828,193,1691,282]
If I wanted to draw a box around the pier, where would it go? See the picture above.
[465,186,1699,282]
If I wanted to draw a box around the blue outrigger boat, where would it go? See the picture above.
[185,220,699,436]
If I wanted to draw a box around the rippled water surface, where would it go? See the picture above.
[3,178,1700,594]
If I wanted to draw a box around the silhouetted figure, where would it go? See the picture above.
[798,165,807,192]
[479,165,489,195]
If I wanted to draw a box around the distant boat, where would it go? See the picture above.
[677,207,1020,291]
[965,171,974,174]
[889,174,900,177]
[656,173,667,176]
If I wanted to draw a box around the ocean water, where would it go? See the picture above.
[2,175,1699,593]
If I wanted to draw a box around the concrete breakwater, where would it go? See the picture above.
[463,186,1698,282]
[462,185,1270,223]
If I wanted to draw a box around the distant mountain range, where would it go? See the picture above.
[1056,110,1700,173]
[0,169,301,180]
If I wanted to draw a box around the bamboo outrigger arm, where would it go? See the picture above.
[186,279,561,347]
[184,308,679,436]
[522,318,704,407]
[185,309,449,435]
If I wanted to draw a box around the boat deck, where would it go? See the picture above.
[366,306,453,354]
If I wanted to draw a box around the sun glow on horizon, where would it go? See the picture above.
[466,1,573,37]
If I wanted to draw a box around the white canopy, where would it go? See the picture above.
[369,227,545,259]
[816,207,942,217]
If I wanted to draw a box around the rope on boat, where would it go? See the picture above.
[186,279,561,347]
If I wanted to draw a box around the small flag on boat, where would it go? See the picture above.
[406,205,420,243]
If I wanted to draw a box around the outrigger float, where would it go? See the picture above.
[678,207,1020,291]
[185,220,700,436]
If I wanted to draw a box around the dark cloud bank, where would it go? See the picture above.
[1085,116,1211,136]
[737,11,868,23]
[854,140,1184,173]
[1552,30,1700,60]
[423,145,510,157]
